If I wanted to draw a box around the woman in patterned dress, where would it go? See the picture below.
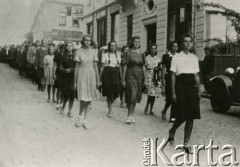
[43,44,56,102]
[74,35,101,129]
[144,44,161,115]
[122,36,146,124]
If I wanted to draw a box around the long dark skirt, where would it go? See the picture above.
[171,74,200,120]
[62,77,74,100]
[102,66,121,100]
[54,70,62,90]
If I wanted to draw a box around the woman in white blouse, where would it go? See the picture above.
[100,41,122,118]
[168,34,201,154]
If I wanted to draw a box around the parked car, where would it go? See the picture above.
[210,67,240,113]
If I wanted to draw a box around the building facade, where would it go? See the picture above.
[31,0,85,45]
[83,0,238,59]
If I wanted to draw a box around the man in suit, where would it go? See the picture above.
[202,46,215,94]
[35,40,48,91]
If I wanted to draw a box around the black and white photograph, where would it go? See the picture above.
[0,0,240,166]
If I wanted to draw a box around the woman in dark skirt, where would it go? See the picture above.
[122,36,146,124]
[100,40,122,118]
[59,42,75,118]
[161,41,178,120]
[53,44,64,110]
[168,34,201,153]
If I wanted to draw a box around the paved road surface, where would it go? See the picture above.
[0,63,239,167]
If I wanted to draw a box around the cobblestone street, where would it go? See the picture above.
[0,63,240,167]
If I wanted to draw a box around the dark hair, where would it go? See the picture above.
[181,34,193,43]
[121,45,129,53]
[107,40,117,52]
[147,43,157,55]
[121,45,129,58]
[204,46,211,51]
[129,36,141,49]
[41,40,47,45]
[81,34,92,46]
[65,41,74,53]
[59,44,65,51]
[169,41,178,48]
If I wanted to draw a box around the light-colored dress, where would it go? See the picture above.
[145,55,161,97]
[74,48,100,101]
[43,55,55,85]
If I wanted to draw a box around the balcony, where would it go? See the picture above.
[115,0,139,8]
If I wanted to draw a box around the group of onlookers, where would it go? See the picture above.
[0,33,216,154]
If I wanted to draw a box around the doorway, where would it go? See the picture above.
[146,23,156,46]
[97,17,107,47]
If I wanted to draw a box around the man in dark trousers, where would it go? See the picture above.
[35,40,48,91]
[202,46,215,94]
[161,41,178,121]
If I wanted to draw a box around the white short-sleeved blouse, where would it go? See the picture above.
[170,51,199,75]
[101,52,121,67]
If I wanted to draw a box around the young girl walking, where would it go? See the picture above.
[44,44,56,102]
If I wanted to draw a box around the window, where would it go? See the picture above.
[73,19,79,27]
[111,12,119,43]
[66,7,72,16]
[76,7,83,15]
[59,11,66,26]
[167,0,192,44]
[127,14,133,44]
[97,17,107,47]
[87,23,93,36]
[148,0,155,10]
[168,14,176,42]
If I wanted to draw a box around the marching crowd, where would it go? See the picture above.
[0,34,216,153]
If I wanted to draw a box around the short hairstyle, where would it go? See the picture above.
[81,34,92,46]
[129,36,141,49]
[121,45,129,54]
[169,41,178,48]
[107,40,117,52]
[204,46,211,51]
[65,41,74,52]
[147,43,157,55]
[181,34,193,43]
[41,40,47,45]
[59,44,65,51]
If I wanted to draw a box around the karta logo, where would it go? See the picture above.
[142,138,239,166]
